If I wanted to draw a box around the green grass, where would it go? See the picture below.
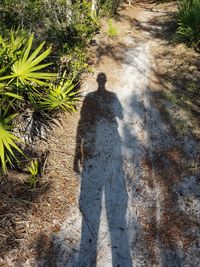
[177,0,200,47]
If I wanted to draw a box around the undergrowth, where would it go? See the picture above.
[0,0,97,178]
[177,0,200,48]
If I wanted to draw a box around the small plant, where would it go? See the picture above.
[0,106,24,174]
[107,19,118,37]
[27,160,39,188]
[39,71,79,112]
[187,155,200,170]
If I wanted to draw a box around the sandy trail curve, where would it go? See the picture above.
[48,4,200,267]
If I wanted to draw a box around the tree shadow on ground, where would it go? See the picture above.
[135,14,177,40]
[122,87,200,266]
[119,6,177,41]
[147,38,200,145]
[121,1,200,141]
[95,41,128,65]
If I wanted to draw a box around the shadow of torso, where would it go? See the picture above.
[80,90,122,161]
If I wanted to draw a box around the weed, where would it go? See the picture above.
[27,160,39,188]
[107,19,118,37]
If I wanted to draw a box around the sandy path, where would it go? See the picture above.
[46,3,200,267]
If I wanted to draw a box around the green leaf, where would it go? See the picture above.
[38,72,79,112]
[0,107,24,174]
[0,33,56,86]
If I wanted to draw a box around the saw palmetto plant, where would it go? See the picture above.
[0,106,24,174]
[27,159,39,188]
[0,31,57,110]
[0,33,56,87]
[0,30,25,70]
[39,71,79,112]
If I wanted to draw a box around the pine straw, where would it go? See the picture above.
[1,1,198,265]
[0,111,80,266]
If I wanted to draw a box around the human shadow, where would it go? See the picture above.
[74,73,132,266]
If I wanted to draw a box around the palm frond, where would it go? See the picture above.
[0,33,56,85]
[0,107,24,174]
[39,71,79,112]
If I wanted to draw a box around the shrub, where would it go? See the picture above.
[177,0,200,47]
[99,0,121,16]
[0,0,43,32]
[62,45,92,81]
[1,33,56,86]
[0,0,98,51]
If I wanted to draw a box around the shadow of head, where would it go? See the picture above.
[97,72,107,92]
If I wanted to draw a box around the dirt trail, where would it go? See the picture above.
[36,3,200,267]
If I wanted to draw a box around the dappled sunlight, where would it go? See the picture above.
[32,2,200,266]
[49,27,199,266]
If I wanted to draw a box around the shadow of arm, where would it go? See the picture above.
[73,127,83,174]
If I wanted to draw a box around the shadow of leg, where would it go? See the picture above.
[105,159,132,267]
[77,162,103,267]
